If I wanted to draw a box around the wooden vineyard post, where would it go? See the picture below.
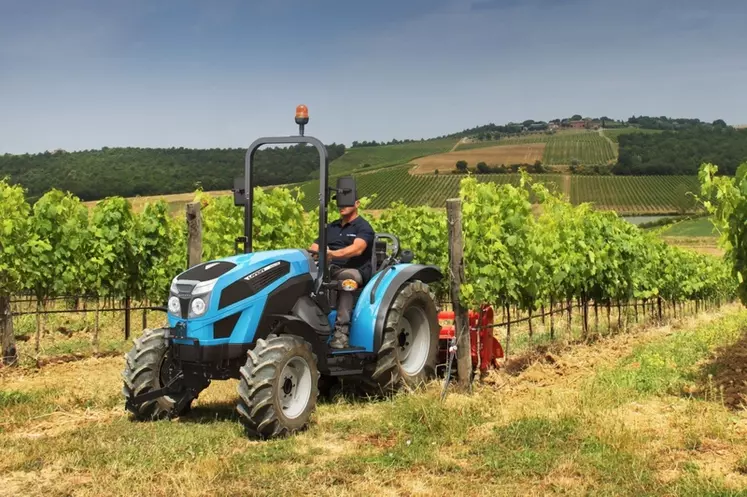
[1,295,17,366]
[549,297,555,339]
[446,199,471,391]
[124,295,131,340]
[657,297,663,323]
[186,202,203,269]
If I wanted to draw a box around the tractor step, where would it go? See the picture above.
[326,366,364,376]
[328,346,366,355]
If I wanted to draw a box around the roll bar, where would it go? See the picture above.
[238,117,330,293]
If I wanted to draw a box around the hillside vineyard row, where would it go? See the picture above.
[0,175,734,329]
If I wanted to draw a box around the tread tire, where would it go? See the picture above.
[236,334,319,439]
[357,280,439,397]
[121,328,200,420]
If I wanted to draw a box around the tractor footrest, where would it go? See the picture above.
[329,346,366,355]
[327,366,364,376]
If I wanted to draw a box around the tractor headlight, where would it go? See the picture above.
[168,296,181,315]
[191,297,207,316]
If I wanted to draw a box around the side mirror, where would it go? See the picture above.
[335,176,357,208]
[233,177,245,207]
[400,250,414,263]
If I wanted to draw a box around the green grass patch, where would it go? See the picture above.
[0,387,62,433]
[660,217,717,237]
[0,390,35,408]
[468,414,656,493]
[588,310,747,403]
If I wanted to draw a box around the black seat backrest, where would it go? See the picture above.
[371,235,389,274]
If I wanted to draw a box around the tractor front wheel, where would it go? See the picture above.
[122,328,204,420]
[358,280,439,396]
[236,334,319,439]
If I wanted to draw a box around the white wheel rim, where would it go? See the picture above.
[397,306,430,375]
[278,356,312,419]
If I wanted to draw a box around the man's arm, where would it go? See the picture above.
[329,238,367,259]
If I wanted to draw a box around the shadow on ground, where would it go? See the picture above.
[181,401,239,423]
[696,329,747,410]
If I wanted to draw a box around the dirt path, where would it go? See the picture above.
[598,128,618,158]
[450,137,467,152]
[562,173,571,197]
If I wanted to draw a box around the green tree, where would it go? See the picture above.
[455,160,468,173]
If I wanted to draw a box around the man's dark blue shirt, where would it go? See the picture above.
[315,215,375,280]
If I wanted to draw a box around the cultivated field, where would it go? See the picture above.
[454,134,552,151]
[570,175,701,214]
[2,305,746,496]
[106,170,705,215]
[294,166,564,210]
[543,133,616,165]
[327,138,458,176]
[409,144,546,174]
[454,130,618,165]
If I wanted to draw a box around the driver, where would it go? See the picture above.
[308,182,374,349]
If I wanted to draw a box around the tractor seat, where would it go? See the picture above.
[371,236,389,275]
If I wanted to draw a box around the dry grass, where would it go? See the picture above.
[409,144,546,174]
[82,190,231,214]
[1,306,746,496]
[662,236,724,257]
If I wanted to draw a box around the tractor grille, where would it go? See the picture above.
[176,283,195,295]
[218,260,291,309]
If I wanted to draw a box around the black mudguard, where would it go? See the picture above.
[372,264,443,352]
[253,314,330,372]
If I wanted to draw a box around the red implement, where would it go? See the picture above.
[438,305,503,372]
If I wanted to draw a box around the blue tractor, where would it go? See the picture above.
[122,106,443,438]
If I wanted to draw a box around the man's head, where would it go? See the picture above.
[339,199,360,219]
[335,176,359,221]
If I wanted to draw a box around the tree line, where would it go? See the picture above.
[0,144,345,203]
[614,128,747,175]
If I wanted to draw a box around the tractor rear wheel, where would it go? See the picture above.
[236,334,319,439]
[122,328,203,420]
[357,280,439,396]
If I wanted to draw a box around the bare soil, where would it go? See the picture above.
[409,144,546,174]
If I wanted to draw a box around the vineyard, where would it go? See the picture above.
[542,132,616,165]
[0,171,734,366]
[293,167,564,210]
[288,165,702,214]
[570,175,701,213]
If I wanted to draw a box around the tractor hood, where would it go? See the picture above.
[166,249,315,322]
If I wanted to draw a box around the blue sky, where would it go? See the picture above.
[1,0,745,154]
